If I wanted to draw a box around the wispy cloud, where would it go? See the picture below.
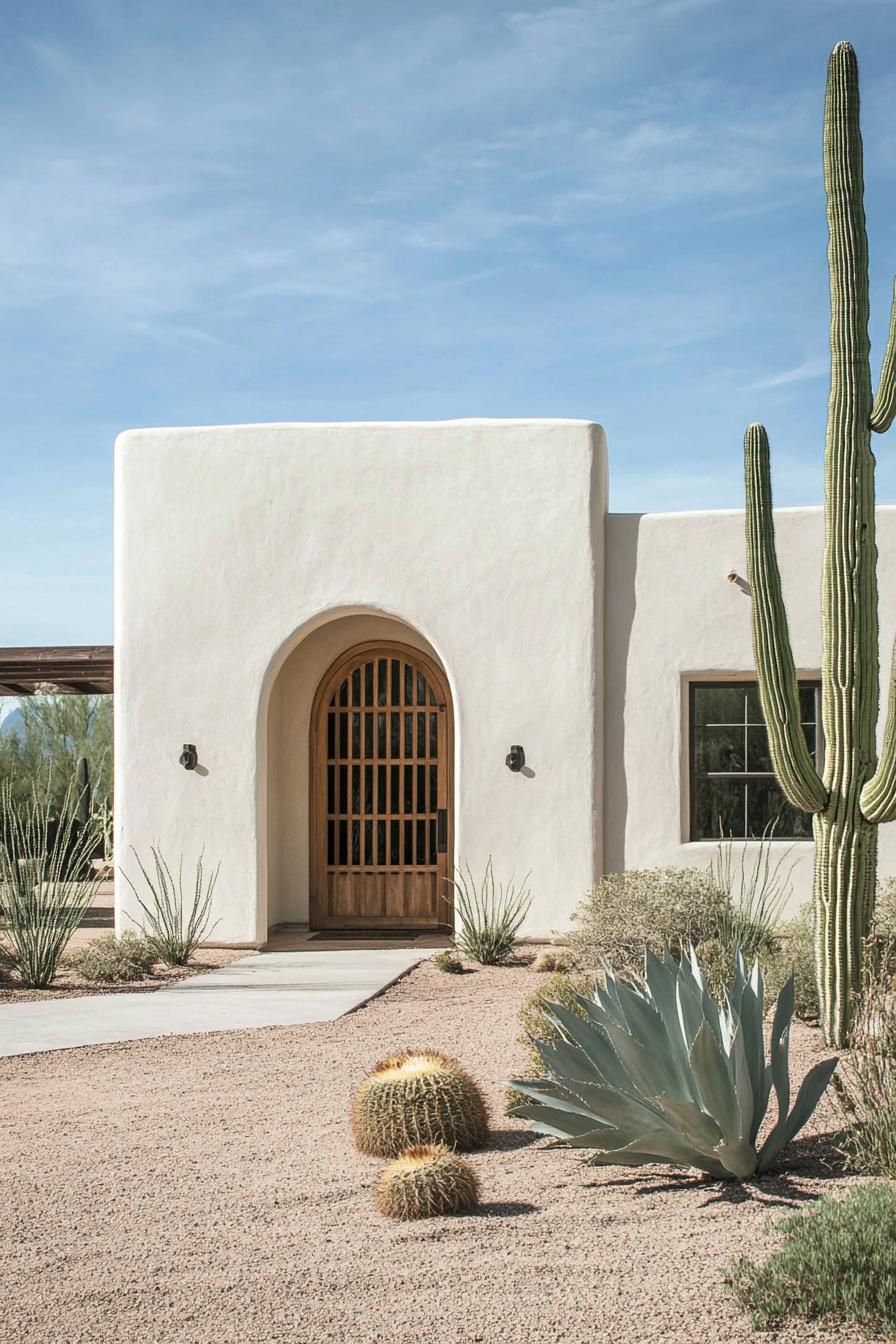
[749,357,828,391]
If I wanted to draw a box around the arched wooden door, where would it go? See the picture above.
[310,642,454,930]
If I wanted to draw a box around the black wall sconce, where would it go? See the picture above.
[505,744,525,773]
[180,743,198,771]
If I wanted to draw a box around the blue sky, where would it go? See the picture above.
[2,0,896,643]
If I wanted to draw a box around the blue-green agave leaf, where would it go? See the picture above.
[688,1021,739,1139]
[757,1055,838,1172]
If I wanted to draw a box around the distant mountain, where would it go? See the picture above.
[0,704,24,738]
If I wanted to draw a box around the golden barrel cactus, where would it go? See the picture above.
[375,1145,479,1220]
[351,1050,488,1157]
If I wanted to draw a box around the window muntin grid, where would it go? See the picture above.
[689,681,821,841]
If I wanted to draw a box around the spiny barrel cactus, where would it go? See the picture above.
[744,42,896,1045]
[508,947,836,1180]
[351,1051,489,1157]
[375,1145,479,1220]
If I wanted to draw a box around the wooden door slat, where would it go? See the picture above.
[310,641,453,930]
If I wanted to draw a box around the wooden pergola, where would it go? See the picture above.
[0,647,113,695]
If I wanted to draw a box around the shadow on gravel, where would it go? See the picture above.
[487,1128,540,1152]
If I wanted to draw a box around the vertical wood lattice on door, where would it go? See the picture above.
[310,643,453,929]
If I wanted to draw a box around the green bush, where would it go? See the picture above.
[728,1184,896,1332]
[763,903,819,1020]
[567,867,729,983]
[67,931,156,984]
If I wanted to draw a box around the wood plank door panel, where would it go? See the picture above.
[310,642,453,930]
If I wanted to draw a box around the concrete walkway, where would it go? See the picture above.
[0,948,426,1059]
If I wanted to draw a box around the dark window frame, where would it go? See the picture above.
[688,679,822,842]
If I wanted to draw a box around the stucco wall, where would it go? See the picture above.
[114,419,607,943]
[604,505,896,914]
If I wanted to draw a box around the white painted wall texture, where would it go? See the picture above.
[114,416,896,941]
[115,421,606,943]
[604,505,896,915]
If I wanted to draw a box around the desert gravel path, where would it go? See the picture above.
[0,958,869,1344]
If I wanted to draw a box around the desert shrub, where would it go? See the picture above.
[67,931,155,984]
[567,867,728,983]
[0,778,105,987]
[448,858,532,965]
[432,949,464,974]
[763,903,818,1019]
[508,969,593,1107]
[728,1184,896,1332]
[121,847,219,965]
[834,950,896,1176]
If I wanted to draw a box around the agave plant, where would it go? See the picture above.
[508,947,837,1180]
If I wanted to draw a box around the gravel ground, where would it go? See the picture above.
[0,955,872,1344]
[0,948,249,1003]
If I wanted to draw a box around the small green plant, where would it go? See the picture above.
[375,1144,479,1220]
[352,1051,488,1157]
[66,931,156,984]
[834,948,896,1177]
[448,857,532,965]
[728,1184,896,1332]
[432,949,464,974]
[0,778,105,987]
[508,946,836,1180]
[567,867,728,984]
[121,847,219,966]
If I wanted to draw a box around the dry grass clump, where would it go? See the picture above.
[530,948,571,974]
[834,942,896,1176]
[351,1051,488,1157]
[375,1144,478,1220]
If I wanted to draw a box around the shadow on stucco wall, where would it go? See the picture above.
[603,513,642,874]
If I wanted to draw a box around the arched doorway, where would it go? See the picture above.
[310,641,454,930]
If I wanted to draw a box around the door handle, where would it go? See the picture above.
[437,809,448,853]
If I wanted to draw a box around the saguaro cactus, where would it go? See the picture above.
[744,42,896,1045]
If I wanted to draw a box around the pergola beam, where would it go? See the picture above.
[0,647,113,695]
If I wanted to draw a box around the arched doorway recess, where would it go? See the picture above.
[310,640,454,930]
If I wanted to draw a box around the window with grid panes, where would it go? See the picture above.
[689,680,821,840]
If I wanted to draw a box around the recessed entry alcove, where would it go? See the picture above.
[265,612,453,934]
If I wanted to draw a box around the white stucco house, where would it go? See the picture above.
[113,418,896,945]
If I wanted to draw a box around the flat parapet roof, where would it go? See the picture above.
[0,646,113,695]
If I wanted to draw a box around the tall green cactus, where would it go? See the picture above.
[744,42,896,1045]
